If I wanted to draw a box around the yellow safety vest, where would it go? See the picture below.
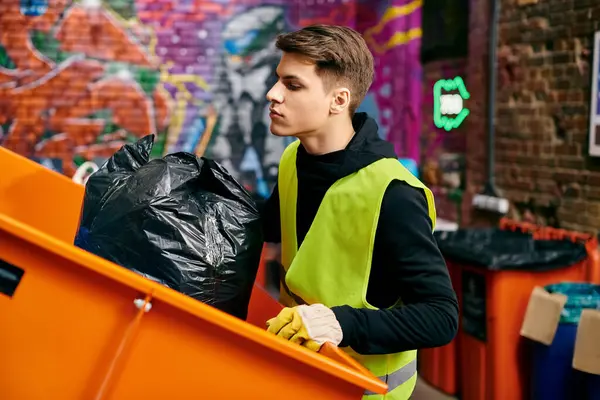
[277,140,437,400]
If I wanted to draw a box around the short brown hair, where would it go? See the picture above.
[275,24,374,115]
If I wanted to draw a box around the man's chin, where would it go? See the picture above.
[269,125,294,137]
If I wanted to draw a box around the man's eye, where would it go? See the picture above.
[286,84,301,91]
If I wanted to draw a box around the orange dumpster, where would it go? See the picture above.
[0,147,388,399]
[458,261,588,400]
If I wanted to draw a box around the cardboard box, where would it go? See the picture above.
[520,286,600,375]
[520,286,568,345]
[572,309,600,375]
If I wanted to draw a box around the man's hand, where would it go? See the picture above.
[266,304,343,352]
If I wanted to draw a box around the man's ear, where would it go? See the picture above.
[330,87,351,115]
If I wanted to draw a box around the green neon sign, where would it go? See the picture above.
[433,76,470,131]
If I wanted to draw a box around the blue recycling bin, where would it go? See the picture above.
[531,283,600,400]
[588,374,600,400]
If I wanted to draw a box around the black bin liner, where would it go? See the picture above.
[434,228,588,271]
[74,135,263,320]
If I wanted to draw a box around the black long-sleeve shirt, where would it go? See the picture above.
[261,113,459,355]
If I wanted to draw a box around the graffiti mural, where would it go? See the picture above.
[206,5,289,197]
[0,0,171,176]
[1,0,424,199]
[200,1,357,197]
[357,0,423,162]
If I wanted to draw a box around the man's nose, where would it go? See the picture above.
[266,82,283,103]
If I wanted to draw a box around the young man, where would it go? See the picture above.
[262,25,458,399]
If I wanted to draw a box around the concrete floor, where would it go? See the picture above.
[412,377,457,400]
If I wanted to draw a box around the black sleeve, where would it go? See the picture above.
[261,184,282,244]
[331,181,459,355]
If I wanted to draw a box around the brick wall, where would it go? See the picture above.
[465,0,600,233]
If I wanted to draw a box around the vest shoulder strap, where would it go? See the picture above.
[359,158,437,231]
[278,140,300,174]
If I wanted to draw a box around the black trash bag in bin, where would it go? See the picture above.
[74,135,263,320]
[434,228,587,271]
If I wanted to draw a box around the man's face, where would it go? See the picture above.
[266,52,332,137]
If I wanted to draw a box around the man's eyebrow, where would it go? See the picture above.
[276,72,304,81]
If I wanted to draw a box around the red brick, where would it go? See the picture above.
[535,179,559,193]
[554,170,583,183]
[554,143,581,156]
[558,157,585,169]
[585,187,600,202]
[586,173,600,187]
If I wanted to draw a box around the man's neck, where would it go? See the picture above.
[299,118,355,155]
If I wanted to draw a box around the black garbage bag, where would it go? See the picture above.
[434,228,587,271]
[74,135,263,319]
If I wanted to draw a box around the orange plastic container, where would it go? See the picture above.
[458,222,589,400]
[0,146,85,242]
[418,260,462,396]
[0,148,388,399]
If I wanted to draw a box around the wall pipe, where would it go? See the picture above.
[484,0,500,195]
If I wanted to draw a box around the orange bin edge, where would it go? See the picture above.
[0,148,388,399]
[500,217,600,283]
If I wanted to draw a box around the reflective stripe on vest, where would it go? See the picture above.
[277,140,437,400]
[364,358,417,397]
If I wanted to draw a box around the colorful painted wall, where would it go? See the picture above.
[357,0,423,162]
[0,0,423,198]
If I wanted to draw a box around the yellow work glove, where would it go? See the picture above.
[266,304,343,352]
